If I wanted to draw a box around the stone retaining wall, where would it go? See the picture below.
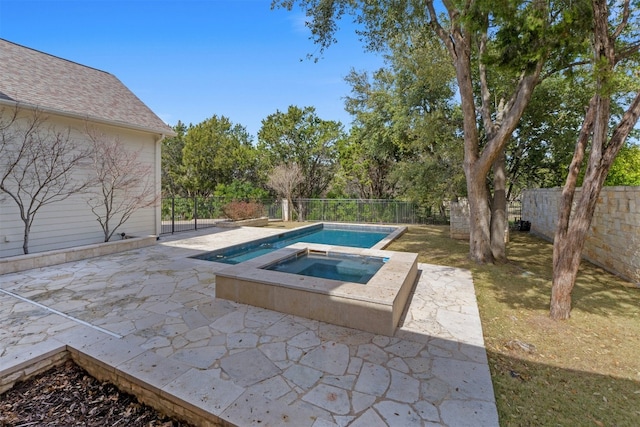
[450,200,471,240]
[0,235,157,275]
[0,347,225,427]
[450,200,510,242]
[0,345,68,395]
[522,187,640,285]
[215,216,269,228]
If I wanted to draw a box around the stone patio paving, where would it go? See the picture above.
[0,227,499,426]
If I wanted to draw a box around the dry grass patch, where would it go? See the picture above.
[387,225,640,426]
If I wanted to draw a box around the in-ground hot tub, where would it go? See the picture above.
[215,243,418,336]
[265,251,386,284]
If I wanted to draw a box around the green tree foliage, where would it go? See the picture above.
[507,72,593,197]
[181,115,256,197]
[604,142,640,186]
[339,69,401,199]
[340,31,464,207]
[213,180,270,203]
[386,32,465,207]
[257,106,343,199]
[161,121,187,196]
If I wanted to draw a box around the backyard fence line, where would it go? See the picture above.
[160,196,522,235]
[160,196,280,234]
[291,198,450,225]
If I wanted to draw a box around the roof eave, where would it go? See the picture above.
[0,98,177,138]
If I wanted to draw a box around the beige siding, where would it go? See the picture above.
[0,110,161,258]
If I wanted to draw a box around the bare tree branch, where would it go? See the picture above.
[0,107,90,254]
[85,127,159,242]
[266,163,304,222]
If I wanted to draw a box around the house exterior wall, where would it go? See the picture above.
[522,187,640,285]
[0,109,161,258]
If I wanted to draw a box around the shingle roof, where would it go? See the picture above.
[0,39,175,136]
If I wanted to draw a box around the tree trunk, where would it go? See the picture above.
[490,150,507,262]
[466,169,494,263]
[551,91,640,319]
[550,0,640,319]
[449,30,495,264]
[549,95,595,319]
[22,221,30,255]
[428,2,543,264]
[550,204,595,320]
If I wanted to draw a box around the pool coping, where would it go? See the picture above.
[215,243,418,336]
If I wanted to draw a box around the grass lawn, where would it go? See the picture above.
[268,222,640,425]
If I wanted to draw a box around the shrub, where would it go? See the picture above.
[222,201,264,221]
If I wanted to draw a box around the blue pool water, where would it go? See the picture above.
[192,224,394,265]
[265,252,385,284]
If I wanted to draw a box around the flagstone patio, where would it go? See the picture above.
[0,226,499,426]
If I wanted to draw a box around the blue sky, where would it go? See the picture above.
[0,0,383,138]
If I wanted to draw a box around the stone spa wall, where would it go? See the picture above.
[522,186,640,285]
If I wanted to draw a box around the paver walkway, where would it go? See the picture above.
[0,227,499,426]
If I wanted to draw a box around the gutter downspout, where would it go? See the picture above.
[155,134,166,238]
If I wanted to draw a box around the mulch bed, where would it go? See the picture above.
[0,360,194,426]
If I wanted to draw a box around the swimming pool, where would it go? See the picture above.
[191,223,405,264]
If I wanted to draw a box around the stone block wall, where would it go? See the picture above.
[522,187,640,285]
[450,199,510,242]
[450,200,471,240]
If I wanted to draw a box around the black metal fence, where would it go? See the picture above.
[161,196,522,234]
[291,198,450,225]
[160,197,280,234]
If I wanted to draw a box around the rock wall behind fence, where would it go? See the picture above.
[450,200,471,240]
[449,199,511,242]
[522,186,640,285]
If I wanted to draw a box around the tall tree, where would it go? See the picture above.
[387,31,465,208]
[161,121,187,197]
[181,115,255,197]
[551,0,640,319]
[274,0,589,263]
[341,68,401,199]
[258,105,342,200]
[341,31,464,205]
[0,108,90,254]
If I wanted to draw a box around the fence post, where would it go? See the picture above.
[171,197,175,234]
[395,201,399,224]
[194,197,198,231]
